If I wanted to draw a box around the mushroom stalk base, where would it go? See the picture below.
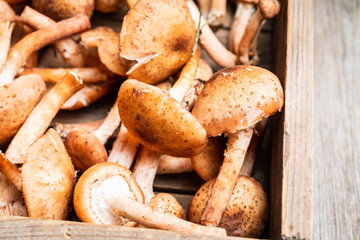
[109,195,227,236]
[200,128,253,226]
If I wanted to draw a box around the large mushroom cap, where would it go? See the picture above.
[188,176,268,237]
[119,0,195,84]
[21,128,76,219]
[117,79,207,157]
[73,162,144,226]
[192,65,284,137]
[0,74,46,148]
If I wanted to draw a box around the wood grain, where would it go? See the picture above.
[313,0,360,239]
[270,0,313,239]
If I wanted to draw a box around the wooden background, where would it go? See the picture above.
[314,0,360,239]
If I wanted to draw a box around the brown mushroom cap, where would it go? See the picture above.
[95,0,124,13]
[0,74,46,148]
[119,0,195,84]
[65,129,107,172]
[188,176,268,237]
[73,162,144,226]
[117,79,207,157]
[148,193,185,219]
[31,0,95,21]
[21,129,76,219]
[259,0,280,19]
[192,65,284,137]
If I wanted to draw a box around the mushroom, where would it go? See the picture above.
[0,19,14,70]
[95,0,124,13]
[0,74,46,148]
[0,14,91,86]
[119,0,195,84]
[81,27,130,76]
[206,0,226,27]
[156,155,193,175]
[73,162,226,236]
[188,175,268,237]
[191,65,283,226]
[0,173,27,216]
[0,128,76,219]
[54,119,103,139]
[5,72,83,164]
[20,6,87,67]
[147,193,185,219]
[65,101,121,171]
[237,0,280,64]
[0,0,16,21]
[31,0,95,21]
[186,0,236,68]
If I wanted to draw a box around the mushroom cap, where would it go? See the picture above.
[191,136,225,181]
[65,129,107,172]
[21,128,76,220]
[148,193,185,219]
[0,74,46,148]
[73,162,144,226]
[95,0,124,13]
[119,0,195,84]
[259,0,280,19]
[192,65,284,137]
[31,0,95,21]
[188,176,268,237]
[117,79,207,157]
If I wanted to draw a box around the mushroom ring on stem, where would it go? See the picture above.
[191,65,284,227]
[74,162,226,236]
[117,79,207,158]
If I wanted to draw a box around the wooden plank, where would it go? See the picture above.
[270,0,313,239]
[313,0,360,239]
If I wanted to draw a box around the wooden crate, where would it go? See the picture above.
[0,0,313,239]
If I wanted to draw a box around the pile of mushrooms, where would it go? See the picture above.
[0,0,285,238]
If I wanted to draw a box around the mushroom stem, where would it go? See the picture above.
[207,0,226,27]
[229,2,256,53]
[0,14,90,86]
[0,20,14,70]
[18,67,113,83]
[200,128,254,226]
[109,194,227,236]
[157,155,193,175]
[5,72,84,164]
[0,152,22,191]
[20,6,86,67]
[186,0,236,68]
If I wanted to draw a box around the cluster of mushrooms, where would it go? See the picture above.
[0,0,283,238]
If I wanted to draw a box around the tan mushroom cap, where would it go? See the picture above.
[119,0,195,84]
[0,74,46,148]
[31,0,95,21]
[21,129,76,220]
[65,129,107,172]
[188,176,268,237]
[73,162,144,226]
[259,0,280,19]
[191,136,225,181]
[192,65,284,137]
[117,79,207,157]
[148,193,185,219]
[95,0,124,13]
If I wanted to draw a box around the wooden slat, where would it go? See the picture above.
[270,0,313,239]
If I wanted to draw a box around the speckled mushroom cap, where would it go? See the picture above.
[73,162,144,226]
[148,193,185,219]
[0,74,46,148]
[21,129,76,220]
[192,65,284,137]
[117,79,207,157]
[31,0,94,21]
[119,0,195,84]
[188,176,268,237]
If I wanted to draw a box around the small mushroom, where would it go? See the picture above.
[148,193,185,219]
[0,14,91,86]
[74,162,226,236]
[20,6,87,67]
[95,0,124,13]
[65,101,121,171]
[191,65,283,226]
[31,0,95,21]
[0,74,46,148]
[0,129,76,219]
[5,72,83,164]
[119,0,195,84]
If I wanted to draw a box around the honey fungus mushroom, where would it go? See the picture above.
[119,0,195,84]
[191,65,283,226]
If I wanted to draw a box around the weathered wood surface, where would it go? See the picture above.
[313,0,360,239]
[270,0,313,239]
